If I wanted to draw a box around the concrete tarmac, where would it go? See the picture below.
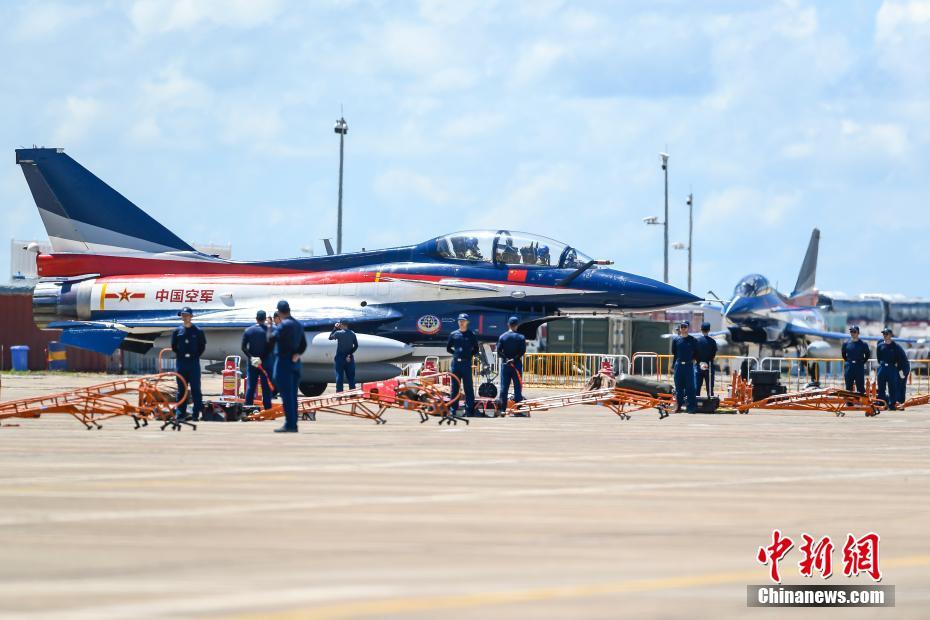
[0,373,929,619]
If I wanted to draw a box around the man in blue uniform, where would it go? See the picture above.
[840,325,870,394]
[171,306,206,422]
[497,316,526,407]
[694,322,718,397]
[241,310,273,410]
[268,300,307,432]
[671,320,698,413]
[329,320,359,392]
[876,327,906,411]
[898,346,911,405]
[446,313,479,417]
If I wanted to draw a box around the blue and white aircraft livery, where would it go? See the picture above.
[16,147,698,394]
[715,229,919,356]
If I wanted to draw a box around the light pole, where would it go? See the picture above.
[334,116,348,254]
[660,152,669,283]
[673,193,694,292]
[643,152,670,283]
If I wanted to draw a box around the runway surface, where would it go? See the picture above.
[1,373,929,619]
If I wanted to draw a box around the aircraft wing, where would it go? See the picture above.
[784,323,922,344]
[49,304,403,354]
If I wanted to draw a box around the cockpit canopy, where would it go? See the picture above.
[429,230,592,269]
[734,274,774,298]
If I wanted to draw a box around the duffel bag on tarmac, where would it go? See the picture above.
[615,375,675,397]
[693,396,720,413]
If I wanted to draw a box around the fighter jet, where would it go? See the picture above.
[16,147,698,394]
[713,229,918,356]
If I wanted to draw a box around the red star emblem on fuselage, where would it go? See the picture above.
[117,288,132,301]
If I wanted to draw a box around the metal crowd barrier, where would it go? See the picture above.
[520,353,631,388]
[630,353,758,383]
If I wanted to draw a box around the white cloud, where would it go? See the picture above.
[875,1,930,87]
[374,169,450,206]
[13,3,94,39]
[219,103,283,146]
[129,0,284,35]
[699,187,800,229]
[511,41,564,86]
[52,96,103,145]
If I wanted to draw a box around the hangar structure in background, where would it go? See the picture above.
[15,147,698,395]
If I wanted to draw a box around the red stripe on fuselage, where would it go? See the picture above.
[37,254,299,278]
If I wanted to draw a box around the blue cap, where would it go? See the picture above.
[700,322,711,331]
[881,327,893,335]
[508,316,519,325]
[457,313,469,321]
[177,306,193,316]
[679,320,690,328]
[256,310,267,321]
[849,325,859,333]
[277,300,290,313]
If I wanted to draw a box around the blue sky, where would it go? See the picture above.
[1,0,928,298]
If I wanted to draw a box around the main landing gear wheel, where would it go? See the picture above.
[299,382,327,397]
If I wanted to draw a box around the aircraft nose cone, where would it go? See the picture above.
[613,272,700,310]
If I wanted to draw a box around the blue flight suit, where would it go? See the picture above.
[898,350,911,404]
[876,340,906,410]
[447,329,479,416]
[497,330,526,405]
[672,334,698,412]
[693,334,718,397]
[171,324,206,420]
[269,317,308,430]
[242,323,273,410]
[329,328,359,392]
[841,339,870,394]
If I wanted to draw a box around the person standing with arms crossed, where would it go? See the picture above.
[269,300,307,433]
[447,313,479,418]
[171,306,206,422]
[329,320,359,392]
[497,316,526,408]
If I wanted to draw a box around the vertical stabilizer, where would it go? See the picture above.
[15,148,195,254]
[791,228,819,297]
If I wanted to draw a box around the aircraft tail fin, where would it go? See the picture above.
[15,148,195,254]
[791,228,819,298]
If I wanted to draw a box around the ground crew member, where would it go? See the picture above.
[241,310,273,410]
[694,322,718,397]
[171,306,206,422]
[270,311,281,398]
[876,327,906,411]
[671,320,698,413]
[898,346,911,405]
[329,320,359,392]
[840,326,870,394]
[446,313,479,417]
[268,300,307,433]
[497,316,526,407]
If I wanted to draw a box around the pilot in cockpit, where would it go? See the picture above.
[449,236,468,259]
[536,245,550,266]
[519,242,538,265]
[497,236,520,264]
[463,236,483,261]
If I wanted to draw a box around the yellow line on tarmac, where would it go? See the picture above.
[230,554,930,620]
